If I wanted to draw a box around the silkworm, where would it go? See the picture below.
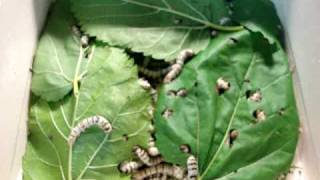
[138,78,151,90]
[139,66,171,79]
[164,49,194,83]
[119,161,143,174]
[133,146,163,166]
[132,164,185,180]
[216,77,231,94]
[253,109,266,122]
[68,115,112,145]
[187,155,198,180]
[147,137,160,157]
[80,35,89,47]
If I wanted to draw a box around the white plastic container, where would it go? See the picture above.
[0,0,319,179]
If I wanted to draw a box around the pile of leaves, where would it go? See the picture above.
[23,0,300,179]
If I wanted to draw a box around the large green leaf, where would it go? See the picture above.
[24,2,152,180]
[154,30,299,179]
[24,46,152,180]
[72,0,243,61]
[31,0,88,101]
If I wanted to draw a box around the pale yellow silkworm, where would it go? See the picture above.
[147,137,160,157]
[132,164,185,180]
[138,78,151,90]
[119,161,143,174]
[164,49,194,83]
[187,155,198,180]
[68,115,112,145]
[133,146,163,166]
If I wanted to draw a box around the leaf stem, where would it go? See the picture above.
[73,46,84,96]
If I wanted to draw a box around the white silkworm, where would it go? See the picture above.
[139,66,171,78]
[133,146,163,166]
[147,137,160,157]
[80,35,89,47]
[119,161,143,174]
[133,164,185,180]
[164,49,194,83]
[138,78,151,90]
[68,115,112,145]
[187,155,198,180]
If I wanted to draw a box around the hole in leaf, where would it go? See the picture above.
[173,18,182,25]
[177,88,188,97]
[244,79,251,83]
[253,109,266,122]
[180,144,191,154]
[229,129,239,147]
[194,81,198,87]
[48,135,53,141]
[211,30,218,37]
[162,108,173,119]
[216,77,231,95]
[167,90,176,96]
[278,108,286,116]
[122,134,129,141]
[246,90,262,102]
[229,37,238,44]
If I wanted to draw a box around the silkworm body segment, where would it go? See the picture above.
[68,115,112,145]
[164,49,194,83]
[187,155,198,180]
[119,161,143,174]
[133,164,185,180]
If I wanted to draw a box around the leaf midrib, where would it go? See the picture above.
[118,0,243,31]
[200,53,257,179]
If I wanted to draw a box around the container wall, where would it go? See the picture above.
[272,0,320,179]
[0,0,319,180]
[0,0,51,179]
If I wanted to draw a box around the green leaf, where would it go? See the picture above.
[154,30,299,179]
[24,2,152,179]
[72,0,243,61]
[24,46,152,180]
[231,0,283,41]
[31,1,87,101]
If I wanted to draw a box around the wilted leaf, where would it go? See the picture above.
[72,0,243,61]
[154,30,299,179]
[24,2,152,180]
